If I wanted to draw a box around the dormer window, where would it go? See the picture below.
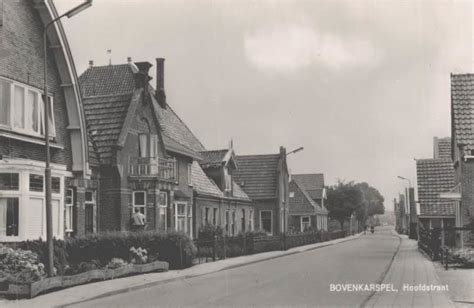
[0,77,55,138]
[224,167,231,192]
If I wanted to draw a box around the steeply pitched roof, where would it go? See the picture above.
[433,137,451,160]
[289,180,327,215]
[416,159,455,217]
[79,62,205,163]
[191,161,223,198]
[292,174,325,200]
[79,64,135,97]
[82,93,133,163]
[232,181,251,202]
[451,74,474,153]
[234,154,280,200]
[199,150,228,168]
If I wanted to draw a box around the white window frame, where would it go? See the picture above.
[0,197,20,238]
[0,77,55,138]
[260,210,273,235]
[301,216,311,232]
[158,191,167,231]
[249,209,254,231]
[132,191,146,215]
[187,163,192,186]
[64,188,74,233]
[174,201,192,238]
[0,165,66,242]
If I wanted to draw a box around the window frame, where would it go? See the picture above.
[64,188,74,233]
[301,216,311,232]
[260,210,273,235]
[132,191,146,215]
[0,197,20,238]
[0,77,55,138]
[0,173,20,191]
[174,201,192,238]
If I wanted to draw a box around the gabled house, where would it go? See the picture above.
[289,174,328,232]
[416,159,455,233]
[233,147,289,235]
[193,146,254,237]
[444,74,474,247]
[0,0,91,241]
[79,58,204,238]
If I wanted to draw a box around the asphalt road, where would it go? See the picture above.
[70,227,400,307]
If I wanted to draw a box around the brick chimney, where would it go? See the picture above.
[133,61,152,89]
[155,58,166,108]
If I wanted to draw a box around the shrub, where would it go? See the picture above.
[18,238,68,275]
[198,224,223,240]
[448,248,474,268]
[106,258,128,269]
[0,248,46,283]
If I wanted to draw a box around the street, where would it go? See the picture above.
[70,227,400,307]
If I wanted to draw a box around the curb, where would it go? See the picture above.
[58,233,363,307]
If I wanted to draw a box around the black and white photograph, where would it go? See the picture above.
[0,0,473,307]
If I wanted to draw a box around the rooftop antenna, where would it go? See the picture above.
[107,49,112,65]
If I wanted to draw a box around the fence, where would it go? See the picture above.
[193,230,347,264]
[418,228,441,260]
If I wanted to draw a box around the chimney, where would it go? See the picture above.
[133,61,153,89]
[155,58,166,108]
[89,60,94,68]
[127,57,132,63]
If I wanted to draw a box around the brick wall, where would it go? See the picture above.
[0,0,72,167]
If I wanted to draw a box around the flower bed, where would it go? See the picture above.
[0,260,168,298]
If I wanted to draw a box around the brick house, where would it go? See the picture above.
[443,74,474,247]
[416,137,455,241]
[288,174,328,232]
[0,0,91,241]
[193,146,254,237]
[79,58,204,238]
[233,148,289,235]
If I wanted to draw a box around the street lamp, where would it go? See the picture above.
[286,146,304,156]
[43,0,93,277]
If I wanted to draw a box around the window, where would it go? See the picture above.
[249,210,254,231]
[138,134,158,158]
[0,197,19,237]
[132,191,146,215]
[85,190,96,234]
[187,163,192,186]
[29,174,43,192]
[301,216,311,232]
[52,177,60,194]
[205,207,210,225]
[241,209,246,232]
[0,77,55,137]
[289,192,295,198]
[224,167,231,192]
[175,202,192,238]
[158,192,167,231]
[260,211,272,234]
[65,189,74,232]
[212,208,218,225]
[231,210,236,236]
[0,173,19,190]
[225,210,230,234]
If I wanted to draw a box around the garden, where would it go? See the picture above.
[0,230,195,298]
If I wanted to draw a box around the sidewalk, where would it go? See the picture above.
[435,262,474,307]
[365,234,455,308]
[2,233,362,308]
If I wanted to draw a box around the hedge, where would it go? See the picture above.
[18,230,196,273]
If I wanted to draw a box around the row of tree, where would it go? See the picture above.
[326,181,385,230]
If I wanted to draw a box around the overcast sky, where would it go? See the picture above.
[56,0,473,211]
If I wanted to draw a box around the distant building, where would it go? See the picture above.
[234,148,289,235]
[194,147,254,237]
[288,174,328,232]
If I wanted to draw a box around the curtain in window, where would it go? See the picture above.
[13,85,24,129]
[139,134,148,158]
[0,79,10,126]
[0,198,7,236]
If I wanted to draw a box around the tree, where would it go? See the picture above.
[326,181,364,230]
[355,182,385,226]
